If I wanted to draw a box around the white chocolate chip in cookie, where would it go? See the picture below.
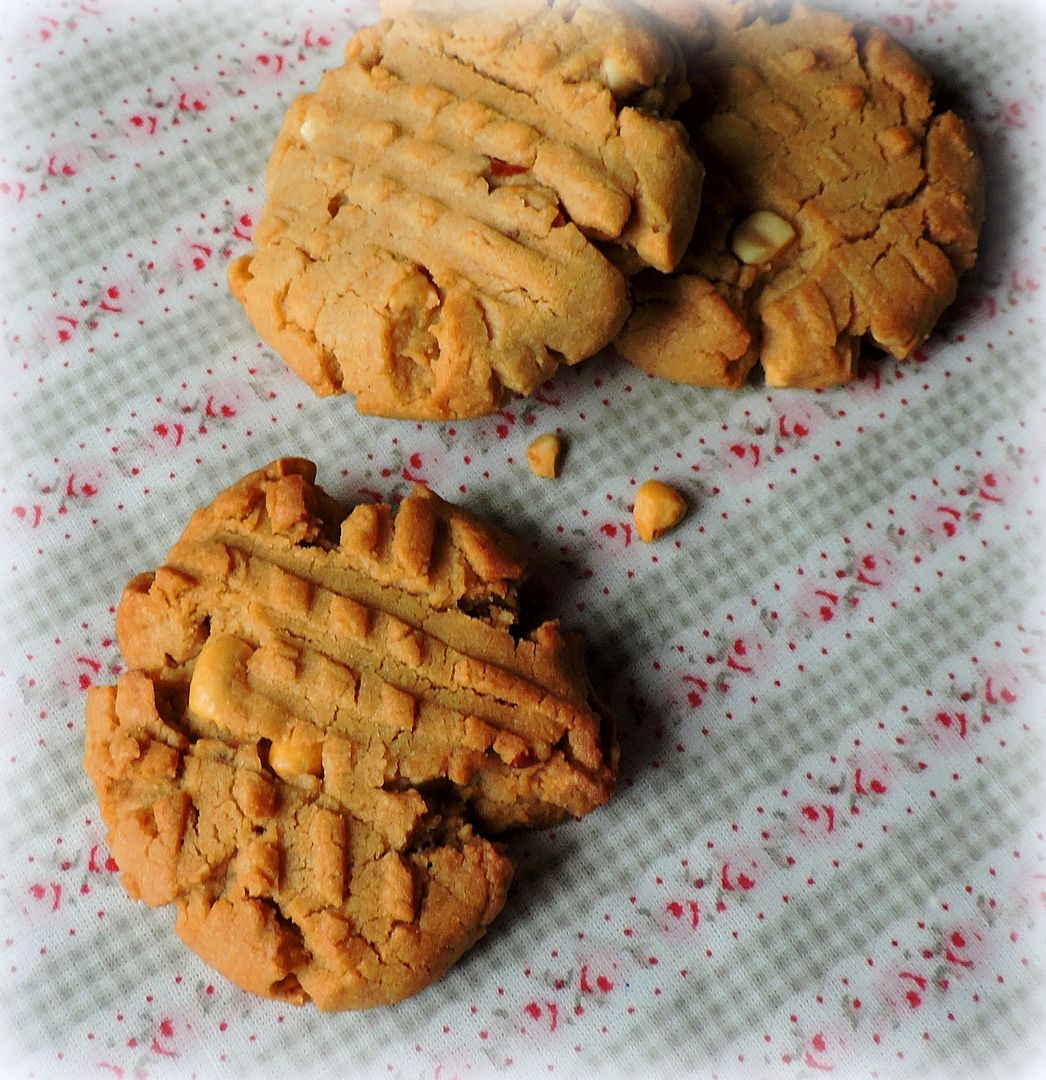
[601,53,639,97]
[730,210,796,266]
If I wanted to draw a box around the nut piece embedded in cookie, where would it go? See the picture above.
[188,633,252,728]
[617,5,983,390]
[268,731,324,785]
[730,210,796,266]
[84,458,617,1010]
[228,2,703,419]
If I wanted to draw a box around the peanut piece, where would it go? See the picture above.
[360,119,399,149]
[269,731,324,784]
[600,53,640,97]
[824,83,866,111]
[782,47,818,73]
[527,433,562,479]
[633,480,687,543]
[877,125,916,160]
[730,210,796,266]
[188,634,253,728]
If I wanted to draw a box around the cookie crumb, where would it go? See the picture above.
[633,480,687,543]
[527,433,562,479]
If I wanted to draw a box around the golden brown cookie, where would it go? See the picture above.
[84,459,616,1010]
[617,3,983,389]
[630,0,767,68]
[228,1,703,419]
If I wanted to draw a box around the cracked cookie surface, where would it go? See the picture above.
[617,3,983,389]
[84,458,616,1009]
[229,0,702,419]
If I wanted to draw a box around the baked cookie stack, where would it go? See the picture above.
[229,0,982,418]
[85,0,985,1013]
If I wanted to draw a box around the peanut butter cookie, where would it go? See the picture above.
[84,459,616,1009]
[617,3,983,388]
[228,1,702,419]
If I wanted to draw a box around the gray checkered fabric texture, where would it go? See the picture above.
[0,0,1043,1077]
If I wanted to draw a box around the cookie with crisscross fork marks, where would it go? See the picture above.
[618,3,983,389]
[228,0,702,419]
[84,458,617,1009]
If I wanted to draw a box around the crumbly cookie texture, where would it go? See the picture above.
[616,3,983,389]
[84,459,616,1010]
[631,0,767,68]
[229,1,702,419]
